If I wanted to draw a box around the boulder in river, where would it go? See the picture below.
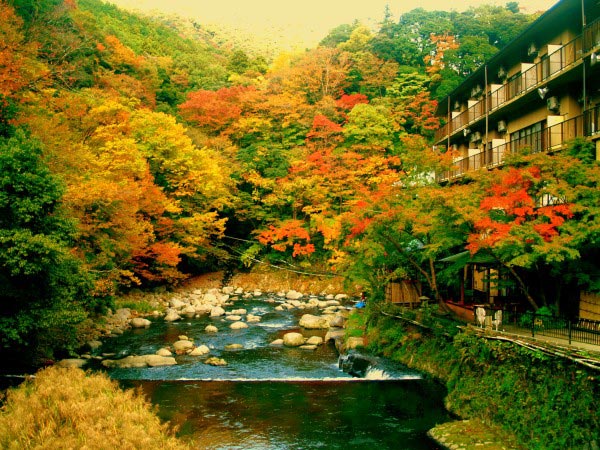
[145,355,178,367]
[299,314,330,329]
[164,309,181,322]
[204,356,227,366]
[230,321,248,330]
[306,336,323,346]
[210,306,226,317]
[173,340,194,352]
[324,329,345,343]
[131,318,152,328]
[270,339,284,346]
[286,290,303,300]
[299,344,317,350]
[189,345,210,356]
[205,325,218,333]
[156,348,172,356]
[283,332,305,347]
[102,355,177,369]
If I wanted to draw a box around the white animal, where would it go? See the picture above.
[476,307,486,328]
[492,310,502,331]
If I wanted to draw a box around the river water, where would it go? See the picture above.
[98,296,450,449]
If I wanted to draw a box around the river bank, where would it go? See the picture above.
[363,304,600,450]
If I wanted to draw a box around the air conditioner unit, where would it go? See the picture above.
[547,96,560,112]
[470,131,482,142]
[497,120,507,132]
[527,42,538,56]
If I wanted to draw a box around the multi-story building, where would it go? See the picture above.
[434,0,600,181]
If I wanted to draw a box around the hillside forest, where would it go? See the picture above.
[1,0,599,363]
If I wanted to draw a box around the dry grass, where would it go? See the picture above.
[0,367,190,450]
[180,267,359,297]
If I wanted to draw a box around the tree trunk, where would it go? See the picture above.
[501,262,539,311]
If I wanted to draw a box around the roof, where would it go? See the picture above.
[439,250,497,265]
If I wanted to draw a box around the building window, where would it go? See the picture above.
[510,121,544,153]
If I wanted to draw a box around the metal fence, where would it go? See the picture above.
[474,307,600,347]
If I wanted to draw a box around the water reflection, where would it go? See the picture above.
[122,379,449,450]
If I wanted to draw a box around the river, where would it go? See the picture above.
[97,295,451,449]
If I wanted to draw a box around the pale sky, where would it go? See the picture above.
[108,0,560,47]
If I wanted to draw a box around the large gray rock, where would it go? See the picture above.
[283,332,305,347]
[299,314,330,329]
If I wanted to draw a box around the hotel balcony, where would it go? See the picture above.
[435,17,600,144]
[437,105,600,182]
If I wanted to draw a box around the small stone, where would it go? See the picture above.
[205,325,218,333]
[156,348,172,357]
[306,336,323,346]
[204,356,227,366]
[225,343,244,350]
[230,321,248,329]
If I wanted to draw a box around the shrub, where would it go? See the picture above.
[0,366,189,449]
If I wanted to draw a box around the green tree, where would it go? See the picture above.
[0,131,95,361]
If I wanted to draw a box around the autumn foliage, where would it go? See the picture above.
[467,167,573,252]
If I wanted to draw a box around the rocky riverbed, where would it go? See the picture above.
[57,285,365,372]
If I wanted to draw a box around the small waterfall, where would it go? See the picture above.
[364,367,391,380]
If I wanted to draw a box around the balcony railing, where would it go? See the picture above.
[438,106,599,181]
[435,17,600,143]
